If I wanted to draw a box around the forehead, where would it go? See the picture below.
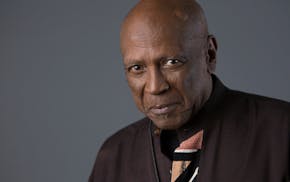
[120,14,207,60]
[121,38,206,68]
[121,26,205,62]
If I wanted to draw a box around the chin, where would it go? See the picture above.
[150,116,187,130]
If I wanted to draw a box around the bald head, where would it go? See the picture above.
[120,0,209,51]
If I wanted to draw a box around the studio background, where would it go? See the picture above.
[0,0,289,181]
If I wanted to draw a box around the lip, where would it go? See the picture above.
[149,103,178,115]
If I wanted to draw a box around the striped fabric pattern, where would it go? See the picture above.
[170,130,203,182]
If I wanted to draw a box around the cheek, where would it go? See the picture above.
[182,63,211,106]
[168,67,203,106]
[172,67,194,89]
[180,74,196,105]
[127,77,145,110]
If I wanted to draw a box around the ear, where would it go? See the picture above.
[206,35,218,74]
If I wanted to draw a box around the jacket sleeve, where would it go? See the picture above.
[88,137,120,182]
[89,143,110,182]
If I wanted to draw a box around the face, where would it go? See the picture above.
[121,21,215,130]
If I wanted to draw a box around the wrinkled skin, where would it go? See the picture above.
[120,0,218,130]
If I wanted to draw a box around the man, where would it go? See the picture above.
[89,0,290,181]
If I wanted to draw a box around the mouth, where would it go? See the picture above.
[148,103,179,115]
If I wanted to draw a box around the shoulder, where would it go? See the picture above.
[227,89,290,111]
[97,117,150,157]
[225,89,290,123]
[101,117,149,147]
[89,117,151,181]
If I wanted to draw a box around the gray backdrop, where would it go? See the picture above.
[1,0,289,181]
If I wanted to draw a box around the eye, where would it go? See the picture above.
[127,64,145,74]
[163,59,184,68]
[166,59,180,65]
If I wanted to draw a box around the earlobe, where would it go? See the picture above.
[206,35,218,74]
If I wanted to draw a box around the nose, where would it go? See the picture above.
[145,67,170,95]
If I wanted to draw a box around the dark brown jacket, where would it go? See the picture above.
[89,78,290,182]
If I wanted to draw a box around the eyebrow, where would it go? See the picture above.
[123,59,145,65]
[123,54,189,66]
[122,60,146,70]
